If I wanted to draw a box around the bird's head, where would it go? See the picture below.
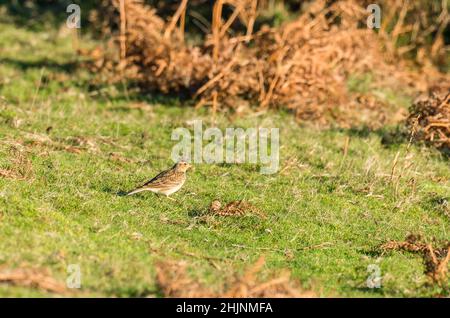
[175,161,192,172]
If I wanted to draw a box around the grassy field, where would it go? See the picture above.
[0,21,449,298]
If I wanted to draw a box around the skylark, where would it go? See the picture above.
[127,161,192,198]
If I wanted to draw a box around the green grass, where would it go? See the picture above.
[0,21,449,298]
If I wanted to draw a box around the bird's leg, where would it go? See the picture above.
[165,195,176,202]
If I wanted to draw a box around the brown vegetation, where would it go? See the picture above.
[208,199,266,218]
[407,93,450,151]
[0,266,69,294]
[155,256,316,297]
[381,234,450,286]
[85,0,449,129]
[0,146,33,181]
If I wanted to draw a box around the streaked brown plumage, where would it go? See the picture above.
[127,161,191,197]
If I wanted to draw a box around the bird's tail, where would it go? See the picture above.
[126,187,147,196]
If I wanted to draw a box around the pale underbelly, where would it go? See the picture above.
[149,181,185,196]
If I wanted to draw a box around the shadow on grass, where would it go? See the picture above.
[0,0,97,31]
[100,185,130,197]
[333,125,449,159]
[0,57,78,73]
[360,248,384,258]
[420,193,450,220]
[187,209,208,218]
[335,125,409,147]
[351,286,386,296]
[80,77,195,108]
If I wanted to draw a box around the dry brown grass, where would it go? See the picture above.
[381,234,450,286]
[371,0,449,68]
[0,146,33,181]
[155,256,316,298]
[208,199,266,218]
[107,0,213,94]
[0,266,69,295]
[87,0,449,128]
[22,132,100,154]
[155,260,214,297]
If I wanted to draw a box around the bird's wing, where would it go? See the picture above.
[127,169,171,193]
[144,169,172,184]
[141,169,180,189]
[127,168,185,196]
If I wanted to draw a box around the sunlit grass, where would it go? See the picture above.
[0,22,448,297]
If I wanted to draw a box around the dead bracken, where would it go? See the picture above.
[407,93,450,152]
[0,266,69,295]
[209,199,266,218]
[381,234,450,286]
[87,0,449,129]
[155,256,316,298]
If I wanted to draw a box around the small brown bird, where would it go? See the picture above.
[127,161,192,198]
